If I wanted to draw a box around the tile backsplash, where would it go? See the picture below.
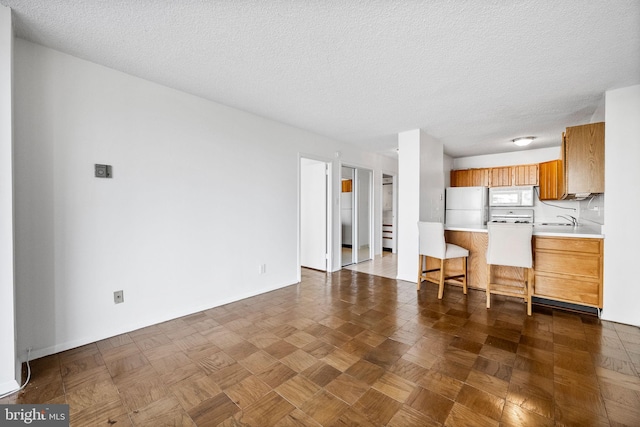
[579,193,605,225]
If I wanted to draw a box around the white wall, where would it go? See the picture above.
[12,39,397,359]
[602,84,640,326]
[443,154,453,188]
[453,146,561,169]
[0,4,19,395]
[579,193,604,225]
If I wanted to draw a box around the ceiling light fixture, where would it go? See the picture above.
[512,136,536,147]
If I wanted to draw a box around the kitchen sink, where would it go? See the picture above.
[538,222,574,226]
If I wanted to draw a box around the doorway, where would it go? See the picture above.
[382,174,396,254]
[300,157,330,271]
[341,166,372,267]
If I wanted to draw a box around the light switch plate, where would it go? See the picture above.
[95,164,112,178]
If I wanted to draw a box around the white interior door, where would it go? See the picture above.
[356,168,372,263]
[341,166,355,267]
[301,158,327,271]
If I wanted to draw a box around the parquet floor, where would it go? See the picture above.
[3,268,640,426]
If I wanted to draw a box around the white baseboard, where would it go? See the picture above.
[19,280,299,362]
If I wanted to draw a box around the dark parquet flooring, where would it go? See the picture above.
[2,268,640,426]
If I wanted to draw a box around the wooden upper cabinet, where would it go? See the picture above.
[471,168,490,187]
[450,170,459,187]
[451,168,490,187]
[490,166,513,187]
[451,164,538,187]
[563,122,605,195]
[538,159,564,200]
[514,164,539,186]
[457,169,472,187]
[450,169,469,187]
[450,122,604,194]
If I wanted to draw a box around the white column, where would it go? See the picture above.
[397,130,421,282]
[419,131,445,223]
[0,4,19,395]
[397,129,445,283]
[602,84,640,326]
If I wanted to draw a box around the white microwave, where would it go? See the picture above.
[489,186,534,207]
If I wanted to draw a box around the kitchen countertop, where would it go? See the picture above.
[445,224,489,233]
[444,223,604,238]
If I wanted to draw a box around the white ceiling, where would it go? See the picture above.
[2,1,639,158]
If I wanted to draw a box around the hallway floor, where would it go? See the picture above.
[343,251,397,280]
[3,268,639,426]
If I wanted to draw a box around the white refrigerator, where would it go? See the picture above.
[445,186,489,225]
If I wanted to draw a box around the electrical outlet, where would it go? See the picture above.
[259,264,267,274]
[114,290,124,304]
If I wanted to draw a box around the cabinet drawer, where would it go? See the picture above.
[535,252,600,279]
[534,275,600,306]
[534,237,602,254]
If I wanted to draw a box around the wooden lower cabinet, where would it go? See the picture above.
[435,231,604,310]
[533,236,603,308]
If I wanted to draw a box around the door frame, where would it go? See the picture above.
[298,154,332,281]
[382,171,398,254]
[340,163,374,267]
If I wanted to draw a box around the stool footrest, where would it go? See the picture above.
[420,275,466,285]
[486,265,534,316]
[487,283,527,298]
[417,252,468,298]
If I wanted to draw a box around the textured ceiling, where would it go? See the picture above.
[2,1,639,158]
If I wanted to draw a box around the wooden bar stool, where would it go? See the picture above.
[486,223,534,316]
[417,221,469,299]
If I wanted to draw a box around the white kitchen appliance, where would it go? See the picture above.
[489,186,535,207]
[445,186,489,225]
[489,208,534,224]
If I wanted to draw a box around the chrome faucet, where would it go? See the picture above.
[557,214,578,226]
